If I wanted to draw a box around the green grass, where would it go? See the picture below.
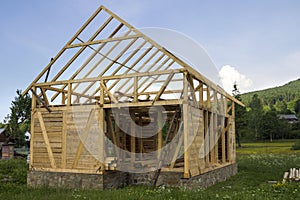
[1,140,300,199]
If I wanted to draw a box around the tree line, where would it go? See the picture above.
[233,84,300,146]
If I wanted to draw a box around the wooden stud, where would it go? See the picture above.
[157,107,163,159]
[67,83,72,106]
[204,111,210,168]
[29,87,36,168]
[98,108,105,172]
[183,72,190,179]
[131,114,136,162]
[133,76,138,102]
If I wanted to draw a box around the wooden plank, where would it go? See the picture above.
[37,112,57,168]
[72,109,96,168]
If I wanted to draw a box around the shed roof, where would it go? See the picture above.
[278,114,298,120]
[23,5,243,106]
[0,128,6,135]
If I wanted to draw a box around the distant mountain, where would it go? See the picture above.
[240,78,300,112]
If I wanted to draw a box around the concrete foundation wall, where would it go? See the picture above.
[27,164,237,190]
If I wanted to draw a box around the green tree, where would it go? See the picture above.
[260,108,279,141]
[248,94,264,139]
[294,99,300,114]
[232,83,247,147]
[275,100,292,114]
[4,90,31,147]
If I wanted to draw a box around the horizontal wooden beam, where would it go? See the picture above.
[34,69,184,87]
[67,34,141,48]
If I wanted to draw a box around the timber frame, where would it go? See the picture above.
[24,5,243,179]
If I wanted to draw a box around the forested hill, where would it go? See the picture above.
[240,78,300,112]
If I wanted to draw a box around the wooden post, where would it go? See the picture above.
[204,110,210,168]
[99,81,105,169]
[30,87,36,168]
[131,114,136,162]
[183,72,190,179]
[231,102,236,163]
[214,113,218,164]
[61,92,66,105]
[221,118,226,164]
[157,107,163,159]
[134,76,138,102]
[67,82,72,106]
[139,114,143,160]
[209,112,214,166]
[198,82,203,108]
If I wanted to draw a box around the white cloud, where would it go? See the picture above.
[219,65,253,93]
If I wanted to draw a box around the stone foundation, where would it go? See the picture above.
[157,163,237,189]
[27,171,128,190]
[27,164,237,189]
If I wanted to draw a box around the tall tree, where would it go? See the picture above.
[294,99,300,114]
[4,90,31,147]
[248,94,264,139]
[232,83,247,147]
[261,108,279,141]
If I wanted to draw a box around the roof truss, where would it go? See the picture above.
[23,5,243,107]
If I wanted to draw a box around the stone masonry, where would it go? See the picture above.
[27,164,237,189]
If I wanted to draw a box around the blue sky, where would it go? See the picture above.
[0,0,299,122]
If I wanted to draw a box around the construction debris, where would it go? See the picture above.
[282,168,300,183]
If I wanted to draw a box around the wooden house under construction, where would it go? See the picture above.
[25,6,243,189]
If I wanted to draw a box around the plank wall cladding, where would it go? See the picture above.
[24,5,243,186]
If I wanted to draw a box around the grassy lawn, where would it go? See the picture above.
[0,140,300,199]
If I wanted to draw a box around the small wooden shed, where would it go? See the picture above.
[24,6,243,188]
